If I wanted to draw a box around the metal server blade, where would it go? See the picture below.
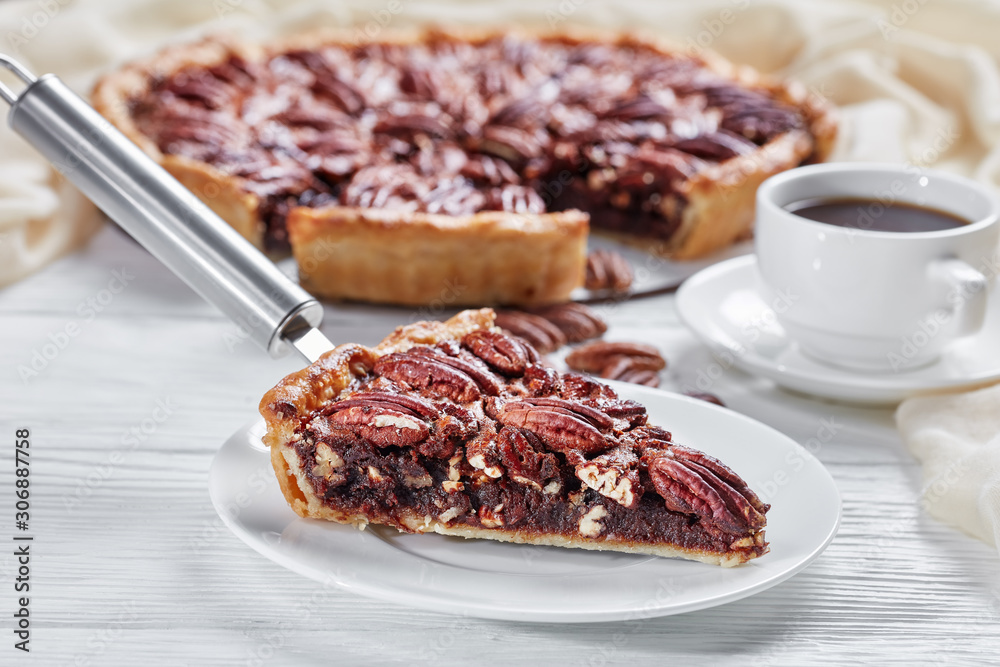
[0,54,334,364]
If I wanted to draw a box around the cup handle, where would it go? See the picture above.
[929,258,990,338]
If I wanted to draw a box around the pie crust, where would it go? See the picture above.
[259,309,770,567]
[94,27,836,306]
[288,207,587,306]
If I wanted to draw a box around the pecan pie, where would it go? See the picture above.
[259,309,769,566]
[95,27,835,306]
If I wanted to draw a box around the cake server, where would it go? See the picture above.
[0,54,333,363]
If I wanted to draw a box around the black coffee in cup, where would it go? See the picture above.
[785,197,969,233]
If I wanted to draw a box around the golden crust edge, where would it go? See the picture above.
[287,206,589,306]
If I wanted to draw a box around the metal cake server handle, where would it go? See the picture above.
[0,54,333,363]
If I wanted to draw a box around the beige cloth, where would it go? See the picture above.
[2,0,1000,284]
[897,385,1000,552]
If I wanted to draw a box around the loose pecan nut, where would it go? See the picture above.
[598,356,662,387]
[527,303,607,343]
[565,341,666,375]
[494,310,567,354]
[585,250,634,292]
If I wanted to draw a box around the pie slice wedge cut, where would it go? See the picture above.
[259,309,770,566]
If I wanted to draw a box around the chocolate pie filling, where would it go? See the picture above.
[129,35,807,252]
[281,330,769,559]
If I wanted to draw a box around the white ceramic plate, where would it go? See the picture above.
[209,385,840,622]
[677,255,1000,405]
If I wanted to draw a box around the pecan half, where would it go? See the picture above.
[585,250,634,292]
[618,368,661,387]
[324,391,439,420]
[498,400,609,455]
[477,125,543,162]
[644,448,767,532]
[373,353,482,403]
[672,130,756,161]
[664,443,769,515]
[490,96,547,127]
[527,303,607,343]
[282,49,365,114]
[462,330,535,376]
[599,356,662,387]
[721,105,801,143]
[565,341,666,375]
[162,75,233,110]
[494,310,567,354]
[600,95,673,121]
[514,397,615,431]
[409,347,502,396]
[327,404,430,448]
[342,164,428,211]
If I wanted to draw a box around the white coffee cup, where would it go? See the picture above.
[755,163,1000,372]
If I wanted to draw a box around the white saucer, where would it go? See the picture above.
[676,255,1000,405]
[210,385,840,622]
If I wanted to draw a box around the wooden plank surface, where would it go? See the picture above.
[2,225,999,666]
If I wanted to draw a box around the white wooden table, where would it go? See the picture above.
[2,224,999,666]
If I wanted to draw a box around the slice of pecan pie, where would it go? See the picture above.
[259,309,769,566]
[94,27,835,307]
